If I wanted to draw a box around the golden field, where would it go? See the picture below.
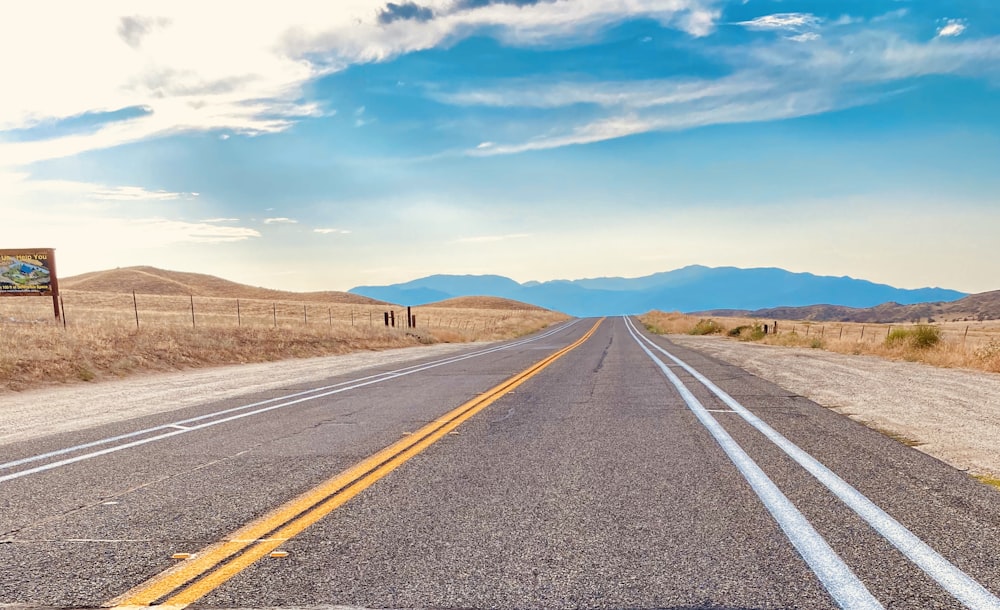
[0,288,567,392]
[640,311,1000,373]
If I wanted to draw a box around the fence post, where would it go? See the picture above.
[273,303,277,327]
[330,308,333,326]
[860,326,865,340]
[303,304,307,325]
[964,325,970,347]
[237,299,241,327]
[190,295,196,328]
[133,290,140,329]
[60,295,67,330]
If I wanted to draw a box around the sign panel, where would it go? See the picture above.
[0,248,56,295]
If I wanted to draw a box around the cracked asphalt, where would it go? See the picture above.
[1,318,998,609]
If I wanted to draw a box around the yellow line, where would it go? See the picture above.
[108,318,603,608]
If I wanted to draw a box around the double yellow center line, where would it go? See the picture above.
[108,318,603,608]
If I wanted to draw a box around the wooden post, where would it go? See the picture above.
[303,304,307,324]
[60,295,67,329]
[48,249,61,321]
[839,326,843,340]
[133,290,140,329]
[860,325,865,340]
[407,306,412,329]
[237,299,241,327]
[190,295,196,328]
[273,303,277,327]
[384,312,389,326]
[964,325,970,347]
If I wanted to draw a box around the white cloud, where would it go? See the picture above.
[737,13,821,31]
[202,217,240,222]
[788,32,820,43]
[314,228,351,234]
[264,217,298,224]
[93,185,196,201]
[455,30,1000,155]
[0,0,720,168]
[938,20,967,38]
[0,172,195,202]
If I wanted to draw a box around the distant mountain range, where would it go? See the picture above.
[349,266,967,317]
[700,289,1000,324]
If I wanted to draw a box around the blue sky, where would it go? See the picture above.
[2,0,998,293]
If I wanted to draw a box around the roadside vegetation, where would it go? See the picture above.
[0,292,568,392]
[640,310,1000,374]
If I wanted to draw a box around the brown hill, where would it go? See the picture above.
[700,290,1000,323]
[61,266,389,305]
[423,296,548,311]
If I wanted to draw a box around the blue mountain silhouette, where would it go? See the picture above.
[349,266,966,317]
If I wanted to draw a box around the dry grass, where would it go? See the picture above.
[0,292,568,392]
[640,311,1000,374]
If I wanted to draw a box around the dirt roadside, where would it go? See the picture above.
[0,343,472,446]
[667,334,1000,480]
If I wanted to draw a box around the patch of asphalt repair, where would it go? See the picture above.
[666,334,1000,479]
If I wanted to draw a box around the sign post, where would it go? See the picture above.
[0,248,61,320]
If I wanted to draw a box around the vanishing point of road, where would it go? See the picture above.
[2,318,999,609]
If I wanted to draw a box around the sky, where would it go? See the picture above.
[2,0,999,294]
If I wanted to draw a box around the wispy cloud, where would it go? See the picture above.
[0,1,721,168]
[264,217,298,224]
[454,29,1000,155]
[737,13,821,32]
[314,228,352,234]
[202,217,240,222]
[938,19,967,38]
[93,185,197,201]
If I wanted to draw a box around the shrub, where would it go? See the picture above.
[690,319,723,335]
[885,325,942,350]
[728,324,764,341]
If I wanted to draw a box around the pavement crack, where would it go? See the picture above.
[0,449,256,539]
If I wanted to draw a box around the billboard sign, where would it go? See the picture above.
[0,248,57,295]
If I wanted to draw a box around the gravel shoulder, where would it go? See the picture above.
[667,334,1000,478]
[0,343,474,445]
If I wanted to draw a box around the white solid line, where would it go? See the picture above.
[624,317,882,610]
[0,321,581,483]
[630,317,1000,609]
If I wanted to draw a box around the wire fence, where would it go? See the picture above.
[0,290,554,338]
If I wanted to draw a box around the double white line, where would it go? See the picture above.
[0,320,580,485]
[623,316,1000,610]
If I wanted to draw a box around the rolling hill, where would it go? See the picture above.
[62,266,387,305]
[350,266,968,317]
[699,290,1000,323]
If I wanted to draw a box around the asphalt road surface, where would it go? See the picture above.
[2,317,999,609]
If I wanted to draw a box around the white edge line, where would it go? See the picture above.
[623,317,882,610]
[0,321,581,483]
[630,317,1000,609]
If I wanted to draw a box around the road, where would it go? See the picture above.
[1,317,999,609]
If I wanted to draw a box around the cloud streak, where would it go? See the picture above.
[455,30,1000,154]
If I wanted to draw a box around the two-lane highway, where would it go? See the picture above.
[1,318,999,608]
